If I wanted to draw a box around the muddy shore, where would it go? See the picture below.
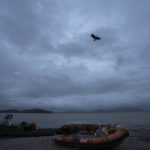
[0,129,150,150]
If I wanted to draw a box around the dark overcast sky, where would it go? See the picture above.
[0,0,150,111]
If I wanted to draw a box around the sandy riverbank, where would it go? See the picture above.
[0,129,150,150]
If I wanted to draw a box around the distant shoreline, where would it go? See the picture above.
[0,108,149,113]
[0,111,150,113]
[0,109,53,113]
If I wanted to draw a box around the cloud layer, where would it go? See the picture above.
[0,0,150,111]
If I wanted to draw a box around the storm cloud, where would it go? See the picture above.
[0,0,150,111]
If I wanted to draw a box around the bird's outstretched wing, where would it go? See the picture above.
[91,34,101,41]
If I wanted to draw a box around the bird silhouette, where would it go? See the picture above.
[91,33,101,41]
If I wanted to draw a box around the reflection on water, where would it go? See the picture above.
[2,112,150,129]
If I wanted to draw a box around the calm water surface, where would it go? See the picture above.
[2,112,150,129]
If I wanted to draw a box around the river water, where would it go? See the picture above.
[4,112,150,129]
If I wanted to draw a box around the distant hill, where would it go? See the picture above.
[0,109,53,113]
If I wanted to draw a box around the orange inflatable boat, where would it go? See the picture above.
[52,124,129,149]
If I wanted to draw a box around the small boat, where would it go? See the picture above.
[0,114,56,137]
[52,124,129,149]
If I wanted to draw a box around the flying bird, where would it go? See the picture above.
[91,33,101,41]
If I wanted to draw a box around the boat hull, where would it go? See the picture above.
[53,124,129,149]
[0,128,56,137]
